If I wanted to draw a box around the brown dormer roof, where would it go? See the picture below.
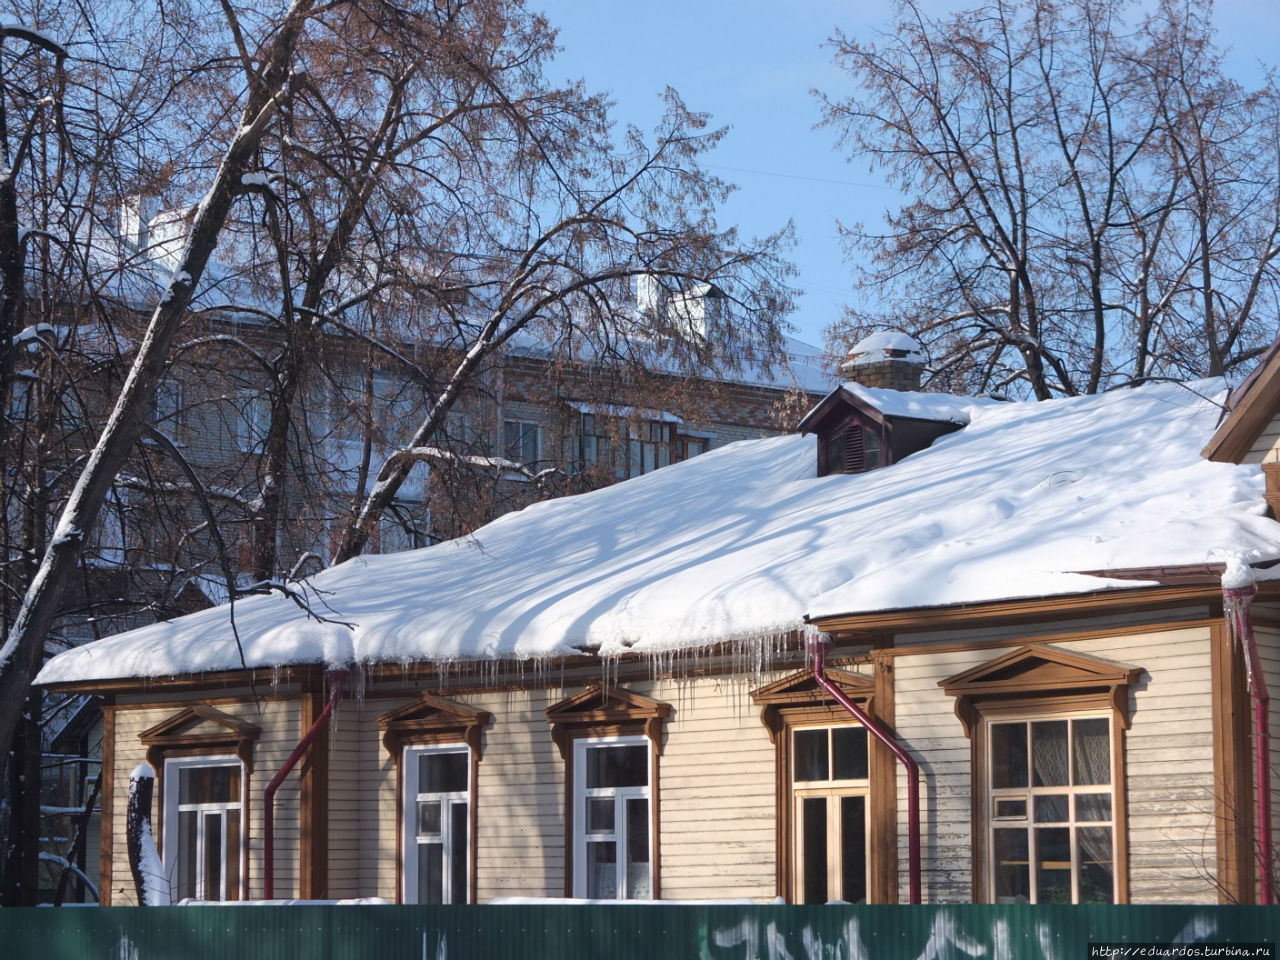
[1202,336,1280,463]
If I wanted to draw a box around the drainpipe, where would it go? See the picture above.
[263,668,347,900]
[1222,580,1274,905]
[809,633,922,904]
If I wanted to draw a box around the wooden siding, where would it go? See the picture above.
[1242,411,1280,464]
[1254,625,1280,881]
[891,626,1220,904]
[351,678,782,902]
[642,676,777,900]
[108,697,302,904]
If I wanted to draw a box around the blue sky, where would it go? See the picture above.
[537,0,1277,349]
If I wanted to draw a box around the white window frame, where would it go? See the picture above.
[162,755,246,901]
[789,722,871,904]
[571,735,654,900]
[983,712,1117,904]
[402,743,472,905]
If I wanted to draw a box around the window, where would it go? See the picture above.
[377,693,490,905]
[941,644,1140,904]
[153,378,184,430]
[140,706,259,904]
[751,667,892,903]
[545,685,670,900]
[573,737,652,899]
[824,421,881,475]
[627,421,673,477]
[162,756,245,901]
[403,745,471,904]
[579,413,613,473]
[675,434,709,461]
[503,419,540,465]
[234,394,269,454]
[791,724,870,904]
[986,716,1115,904]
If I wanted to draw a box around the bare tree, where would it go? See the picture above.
[0,0,319,897]
[820,0,1280,398]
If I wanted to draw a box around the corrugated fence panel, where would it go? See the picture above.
[2,904,1277,959]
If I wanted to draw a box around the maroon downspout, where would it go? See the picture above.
[1223,582,1275,905]
[809,633,922,904]
[263,669,346,900]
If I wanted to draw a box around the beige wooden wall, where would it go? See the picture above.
[108,696,302,905]
[341,674,784,903]
[1240,411,1280,463]
[891,625,1219,904]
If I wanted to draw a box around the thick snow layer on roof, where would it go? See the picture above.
[841,383,1002,424]
[36,381,1280,685]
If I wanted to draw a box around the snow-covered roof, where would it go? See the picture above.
[36,380,1280,685]
[839,383,1001,424]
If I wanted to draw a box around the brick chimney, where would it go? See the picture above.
[838,331,925,391]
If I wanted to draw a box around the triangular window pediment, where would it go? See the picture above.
[545,685,671,758]
[140,705,260,771]
[940,644,1143,737]
[377,693,491,757]
[751,668,875,742]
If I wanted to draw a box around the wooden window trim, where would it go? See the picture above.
[377,694,491,904]
[545,685,671,898]
[940,644,1142,904]
[138,705,260,901]
[752,667,898,903]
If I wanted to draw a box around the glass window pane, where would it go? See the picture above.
[992,828,1029,903]
[225,809,240,900]
[586,745,647,789]
[1031,721,1070,787]
[794,729,829,782]
[1073,718,1111,785]
[179,764,238,805]
[801,796,828,904]
[450,802,468,904]
[1036,827,1072,904]
[991,723,1028,789]
[827,433,846,474]
[421,751,468,794]
[626,798,650,899]
[587,797,614,833]
[417,800,441,838]
[1034,795,1069,823]
[203,811,223,900]
[840,796,867,904]
[178,810,198,901]
[1075,794,1112,822]
[1077,827,1114,904]
[832,728,869,780]
[994,798,1027,819]
[863,430,881,470]
[586,842,617,899]
[417,843,444,904]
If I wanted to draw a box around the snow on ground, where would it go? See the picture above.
[35,380,1280,684]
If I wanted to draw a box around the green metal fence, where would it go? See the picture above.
[1,903,1277,959]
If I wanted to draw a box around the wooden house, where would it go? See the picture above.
[35,347,1280,907]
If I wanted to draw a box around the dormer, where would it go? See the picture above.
[799,334,989,477]
[800,384,968,476]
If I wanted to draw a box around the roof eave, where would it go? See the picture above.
[1203,340,1280,462]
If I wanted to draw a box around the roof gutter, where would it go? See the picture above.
[263,668,346,900]
[809,632,922,904]
[1222,581,1274,905]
